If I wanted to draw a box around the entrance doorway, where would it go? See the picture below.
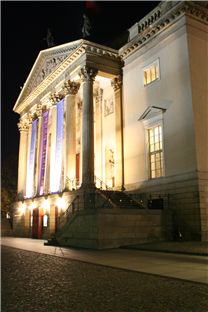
[32,208,43,239]
[76,153,80,187]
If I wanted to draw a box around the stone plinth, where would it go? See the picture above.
[56,209,162,249]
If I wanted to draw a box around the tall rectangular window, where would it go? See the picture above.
[143,59,160,86]
[148,124,163,179]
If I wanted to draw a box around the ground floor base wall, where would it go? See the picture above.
[126,171,205,241]
[12,192,76,240]
[56,209,163,249]
[1,218,13,236]
[198,171,208,241]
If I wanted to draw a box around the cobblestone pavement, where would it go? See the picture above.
[2,246,208,312]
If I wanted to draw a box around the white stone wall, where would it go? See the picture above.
[123,19,197,186]
[122,16,207,240]
[186,17,208,241]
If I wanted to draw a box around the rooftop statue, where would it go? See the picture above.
[82,14,91,38]
[44,28,55,48]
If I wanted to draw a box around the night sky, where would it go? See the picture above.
[2,1,158,165]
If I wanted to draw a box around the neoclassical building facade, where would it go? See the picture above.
[13,1,208,248]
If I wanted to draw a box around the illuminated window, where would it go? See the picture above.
[148,124,163,179]
[30,215,33,227]
[43,215,48,227]
[143,59,160,86]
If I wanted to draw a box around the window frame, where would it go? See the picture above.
[143,59,160,86]
[144,115,165,180]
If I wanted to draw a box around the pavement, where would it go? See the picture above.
[2,245,208,312]
[125,241,208,256]
[1,237,208,285]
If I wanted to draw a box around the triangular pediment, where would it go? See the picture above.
[14,39,83,112]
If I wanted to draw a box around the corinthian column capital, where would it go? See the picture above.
[111,76,122,92]
[49,92,64,105]
[62,80,80,96]
[79,66,98,82]
[17,118,29,132]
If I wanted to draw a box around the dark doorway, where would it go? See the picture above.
[76,153,80,187]
[32,208,43,238]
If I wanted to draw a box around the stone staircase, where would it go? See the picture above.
[100,190,143,209]
[45,189,160,249]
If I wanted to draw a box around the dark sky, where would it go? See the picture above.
[2,1,158,165]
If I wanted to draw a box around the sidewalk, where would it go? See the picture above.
[125,241,208,256]
[1,237,208,285]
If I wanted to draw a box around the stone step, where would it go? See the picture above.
[101,190,143,209]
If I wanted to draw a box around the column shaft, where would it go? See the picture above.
[17,121,29,198]
[62,80,80,190]
[80,67,97,189]
[112,77,125,190]
[35,115,42,195]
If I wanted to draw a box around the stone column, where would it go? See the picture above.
[79,66,98,189]
[62,80,80,190]
[34,104,43,196]
[17,118,29,198]
[94,87,103,187]
[25,115,33,197]
[112,76,125,191]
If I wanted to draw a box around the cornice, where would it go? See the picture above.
[13,40,120,115]
[119,1,208,59]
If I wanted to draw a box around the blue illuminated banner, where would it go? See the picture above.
[26,119,38,198]
[39,111,49,195]
[53,99,64,192]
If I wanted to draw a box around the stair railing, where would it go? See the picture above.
[58,195,80,226]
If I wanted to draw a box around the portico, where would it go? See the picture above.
[13,40,132,245]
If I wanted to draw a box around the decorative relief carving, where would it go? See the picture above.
[31,55,69,91]
[62,80,80,95]
[111,76,122,92]
[79,66,98,82]
[104,96,114,117]
[94,87,103,105]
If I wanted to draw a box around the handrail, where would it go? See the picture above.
[96,189,115,209]
[59,195,79,225]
